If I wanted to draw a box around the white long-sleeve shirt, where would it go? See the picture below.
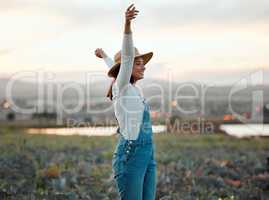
[103,56,114,69]
[103,33,146,140]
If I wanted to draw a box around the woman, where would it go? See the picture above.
[95,4,157,200]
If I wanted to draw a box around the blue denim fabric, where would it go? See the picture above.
[112,98,157,200]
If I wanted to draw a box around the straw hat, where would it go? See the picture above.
[107,47,153,78]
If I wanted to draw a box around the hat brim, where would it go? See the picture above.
[107,52,153,78]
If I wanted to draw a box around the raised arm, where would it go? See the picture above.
[94,48,114,68]
[115,4,139,92]
[103,56,114,68]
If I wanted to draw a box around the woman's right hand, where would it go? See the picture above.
[125,4,139,24]
[94,48,107,59]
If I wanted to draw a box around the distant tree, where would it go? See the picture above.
[264,105,269,123]
[6,112,15,121]
[32,112,57,119]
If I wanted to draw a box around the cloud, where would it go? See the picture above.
[1,0,268,82]
[145,0,269,27]
[0,0,119,27]
[1,0,269,31]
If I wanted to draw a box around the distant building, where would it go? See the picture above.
[0,99,15,121]
[0,99,32,122]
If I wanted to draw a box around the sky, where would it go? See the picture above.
[1,0,269,84]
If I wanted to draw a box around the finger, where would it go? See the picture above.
[127,12,138,16]
[127,4,134,11]
[127,11,138,15]
[128,10,139,15]
[127,14,136,18]
[127,16,136,19]
[126,11,138,14]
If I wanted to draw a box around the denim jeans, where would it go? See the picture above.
[112,100,157,200]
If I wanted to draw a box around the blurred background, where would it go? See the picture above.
[1,1,269,199]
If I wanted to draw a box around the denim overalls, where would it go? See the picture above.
[112,98,157,200]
